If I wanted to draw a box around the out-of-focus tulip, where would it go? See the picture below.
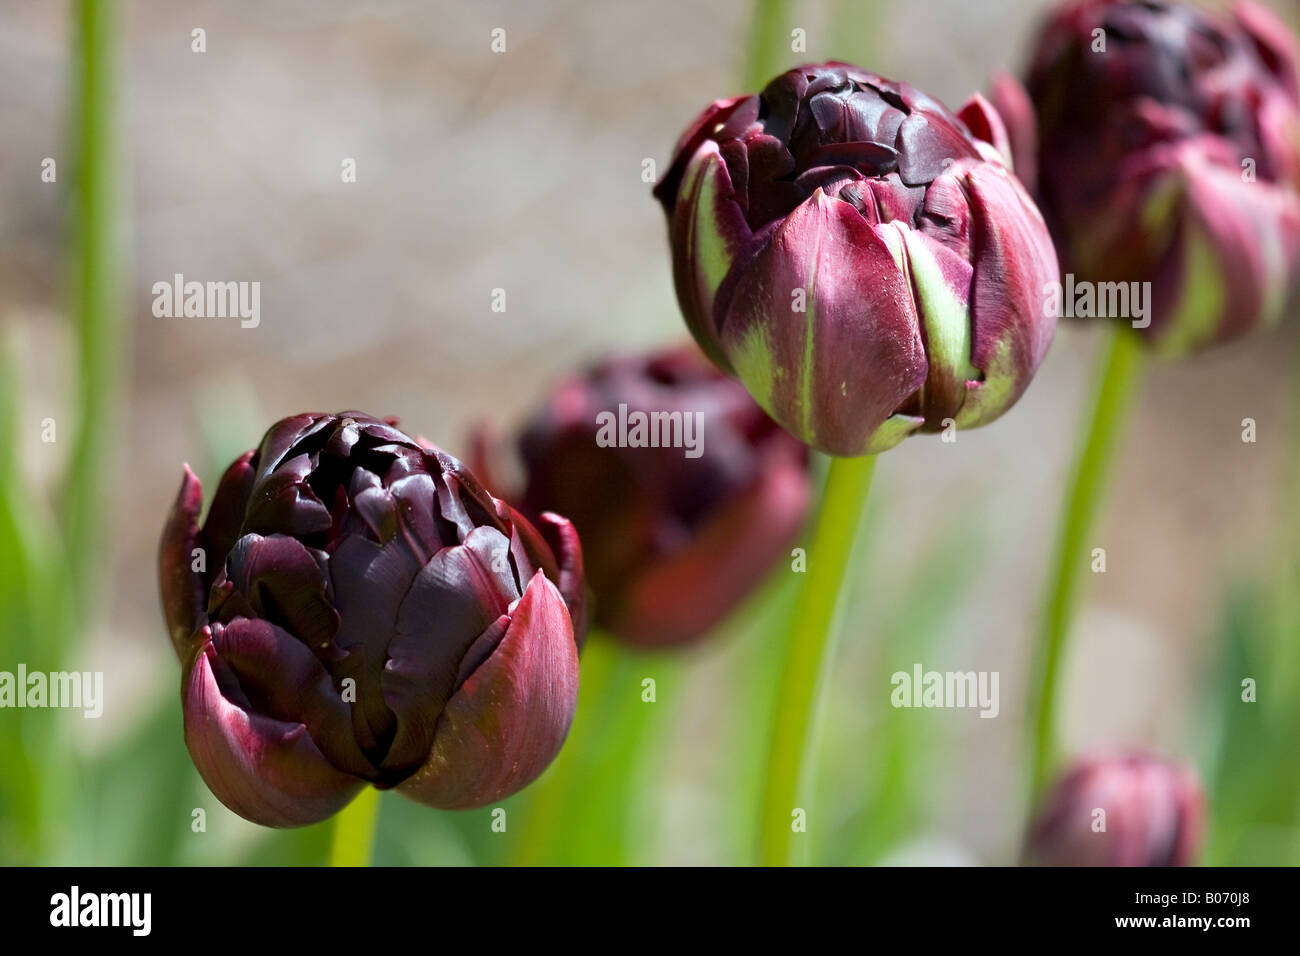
[159,411,587,827]
[1005,0,1300,356]
[1025,752,1206,866]
[653,62,1058,457]
[471,345,811,647]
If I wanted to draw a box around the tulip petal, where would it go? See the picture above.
[396,571,579,809]
[721,188,927,456]
[243,453,332,537]
[953,162,1058,429]
[381,531,511,773]
[210,617,376,780]
[199,450,256,570]
[534,511,589,650]
[668,140,756,371]
[896,224,977,424]
[957,92,1014,170]
[223,533,339,650]
[182,633,364,827]
[986,71,1038,193]
[159,465,207,658]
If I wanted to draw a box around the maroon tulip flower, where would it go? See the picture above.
[159,412,587,827]
[654,62,1058,457]
[1003,0,1300,356]
[1025,752,1206,866]
[471,345,811,647]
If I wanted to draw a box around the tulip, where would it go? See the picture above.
[471,345,811,647]
[653,62,1058,457]
[1004,0,1300,356]
[1025,752,1205,866]
[158,412,587,827]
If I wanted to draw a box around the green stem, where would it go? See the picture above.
[511,634,673,865]
[65,0,124,629]
[1028,326,1145,799]
[744,0,793,91]
[758,453,876,866]
[328,787,380,866]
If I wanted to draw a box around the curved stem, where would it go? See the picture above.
[1028,326,1145,800]
[758,453,877,866]
[328,787,380,867]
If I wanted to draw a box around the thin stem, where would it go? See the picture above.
[65,0,124,629]
[743,0,793,91]
[1028,326,1145,799]
[758,453,877,866]
[328,787,380,867]
[512,634,674,865]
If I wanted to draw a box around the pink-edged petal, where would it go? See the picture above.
[534,511,589,651]
[720,188,927,456]
[396,571,579,810]
[954,162,1059,429]
[182,633,364,827]
[666,139,757,371]
[985,72,1039,193]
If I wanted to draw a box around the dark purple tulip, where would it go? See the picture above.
[1025,752,1205,866]
[654,62,1058,457]
[471,345,811,647]
[159,412,587,827]
[1005,0,1300,356]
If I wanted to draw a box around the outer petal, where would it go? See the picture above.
[396,571,579,810]
[667,139,756,371]
[199,449,256,567]
[956,92,1014,170]
[985,72,1038,193]
[893,223,978,425]
[534,511,589,651]
[952,162,1059,429]
[721,188,927,456]
[182,631,364,827]
[382,528,516,775]
[159,466,206,658]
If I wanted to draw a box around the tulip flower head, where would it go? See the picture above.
[159,412,587,827]
[1026,752,1206,866]
[472,345,811,647]
[1007,0,1300,356]
[654,62,1058,456]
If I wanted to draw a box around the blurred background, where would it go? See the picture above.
[1,0,1297,865]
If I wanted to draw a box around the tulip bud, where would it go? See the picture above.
[471,345,811,647]
[654,62,1058,457]
[1025,752,1206,866]
[1011,0,1300,356]
[158,412,587,827]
